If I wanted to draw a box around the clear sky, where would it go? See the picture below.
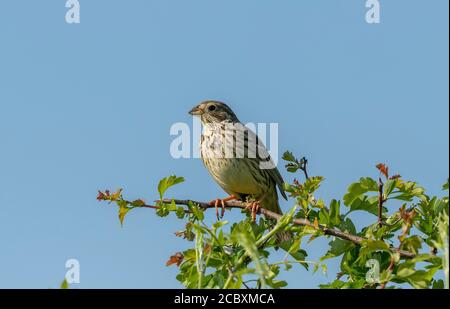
[0,0,448,288]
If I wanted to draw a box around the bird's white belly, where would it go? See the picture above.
[206,157,261,196]
[201,126,261,196]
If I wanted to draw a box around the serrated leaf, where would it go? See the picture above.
[340,218,357,235]
[318,208,330,226]
[282,151,296,162]
[384,179,397,197]
[361,240,390,252]
[346,195,380,216]
[343,178,379,215]
[118,205,130,226]
[157,176,185,199]
[329,199,341,226]
[304,176,325,194]
[327,238,353,257]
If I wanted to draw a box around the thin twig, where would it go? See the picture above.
[380,257,396,289]
[300,157,309,180]
[153,198,416,259]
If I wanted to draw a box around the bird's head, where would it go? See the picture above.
[189,100,239,124]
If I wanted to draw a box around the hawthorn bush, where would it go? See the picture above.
[98,152,449,289]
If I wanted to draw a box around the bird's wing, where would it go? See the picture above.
[268,163,288,200]
[239,124,288,200]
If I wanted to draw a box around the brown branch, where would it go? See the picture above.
[156,198,416,259]
[380,257,396,289]
[299,157,309,180]
[380,206,417,288]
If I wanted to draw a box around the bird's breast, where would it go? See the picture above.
[200,126,265,196]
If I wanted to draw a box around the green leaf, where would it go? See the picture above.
[157,176,185,199]
[393,181,427,202]
[361,240,390,252]
[344,178,377,203]
[343,178,381,216]
[329,199,341,226]
[212,221,229,231]
[384,179,397,197]
[282,151,296,162]
[278,237,309,270]
[400,236,422,255]
[60,279,69,289]
[404,269,437,289]
[232,227,269,288]
[396,267,415,278]
[347,196,380,216]
[318,208,330,226]
[432,279,444,289]
[188,202,205,221]
[256,203,299,247]
[118,206,130,226]
[321,264,328,275]
[271,280,288,289]
[110,189,123,201]
[286,238,301,255]
[286,165,299,173]
[176,206,185,219]
[303,176,325,194]
[319,280,345,289]
[340,218,357,235]
[156,199,177,217]
[327,238,354,258]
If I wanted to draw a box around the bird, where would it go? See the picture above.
[189,100,290,242]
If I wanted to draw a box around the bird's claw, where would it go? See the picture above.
[245,201,260,222]
[209,195,236,220]
[209,199,225,220]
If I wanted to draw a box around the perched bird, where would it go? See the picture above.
[189,100,290,242]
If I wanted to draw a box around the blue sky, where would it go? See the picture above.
[0,0,448,288]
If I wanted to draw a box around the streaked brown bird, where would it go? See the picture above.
[189,100,290,242]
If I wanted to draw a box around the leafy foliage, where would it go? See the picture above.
[60,279,69,289]
[98,153,449,289]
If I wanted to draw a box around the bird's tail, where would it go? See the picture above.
[261,190,292,245]
[275,230,292,244]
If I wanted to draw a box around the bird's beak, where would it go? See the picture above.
[189,106,203,116]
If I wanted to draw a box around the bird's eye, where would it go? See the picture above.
[208,105,216,111]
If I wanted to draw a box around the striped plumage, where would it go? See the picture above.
[189,100,288,219]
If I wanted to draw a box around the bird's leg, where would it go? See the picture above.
[209,195,237,219]
[210,199,221,220]
[220,195,237,217]
[251,202,261,222]
[245,201,261,222]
